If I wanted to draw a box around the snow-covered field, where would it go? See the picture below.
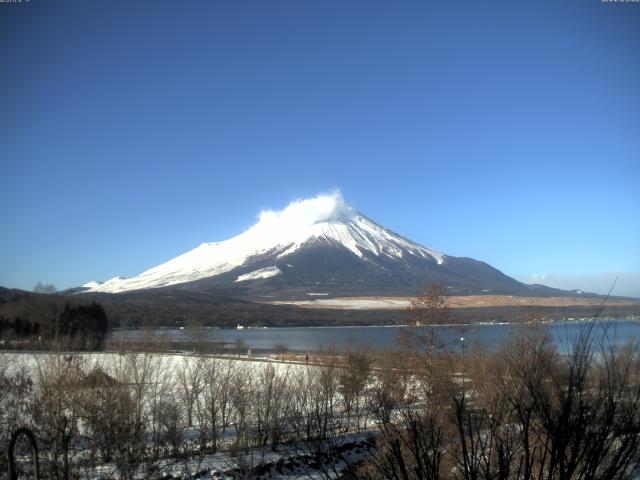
[0,350,309,382]
[59,433,375,480]
[1,351,378,479]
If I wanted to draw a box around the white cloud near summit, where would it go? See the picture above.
[254,190,354,232]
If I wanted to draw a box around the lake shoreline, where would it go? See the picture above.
[105,319,640,353]
[111,315,639,332]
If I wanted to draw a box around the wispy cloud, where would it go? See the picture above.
[518,272,640,298]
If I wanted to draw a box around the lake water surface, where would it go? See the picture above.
[109,319,640,352]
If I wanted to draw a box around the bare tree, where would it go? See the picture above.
[366,318,640,480]
[229,362,255,455]
[33,281,57,294]
[200,356,223,452]
[403,284,450,366]
[0,359,34,475]
[294,353,365,480]
[309,348,341,441]
[369,347,412,425]
[30,354,85,479]
[79,365,144,479]
[338,347,373,431]
[176,356,204,428]
[252,363,291,461]
[368,407,445,480]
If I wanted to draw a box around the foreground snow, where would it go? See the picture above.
[1,350,308,380]
[1,351,377,479]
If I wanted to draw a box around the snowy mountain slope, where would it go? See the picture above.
[83,192,449,294]
[79,192,542,298]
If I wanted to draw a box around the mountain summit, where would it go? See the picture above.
[82,192,543,298]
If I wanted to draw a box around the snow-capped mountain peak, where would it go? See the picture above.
[83,192,445,294]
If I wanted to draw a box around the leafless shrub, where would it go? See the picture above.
[176,356,204,428]
[338,346,373,432]
[365,319,640,480]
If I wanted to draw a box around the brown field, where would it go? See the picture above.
[268,295,640,310]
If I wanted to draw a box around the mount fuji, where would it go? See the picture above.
[80,192,556,299]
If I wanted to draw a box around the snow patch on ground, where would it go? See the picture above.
[271,297,411,309]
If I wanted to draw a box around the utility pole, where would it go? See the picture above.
[460,337,466,394]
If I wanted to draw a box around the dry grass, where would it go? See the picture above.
[267,294,640,310]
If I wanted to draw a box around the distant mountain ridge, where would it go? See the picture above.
[79,193,579,299]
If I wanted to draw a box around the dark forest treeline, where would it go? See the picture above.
[1,286,638,333]
[0,289,110,349]
[79,288,640,329]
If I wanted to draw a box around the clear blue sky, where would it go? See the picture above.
[1,0,639,296]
